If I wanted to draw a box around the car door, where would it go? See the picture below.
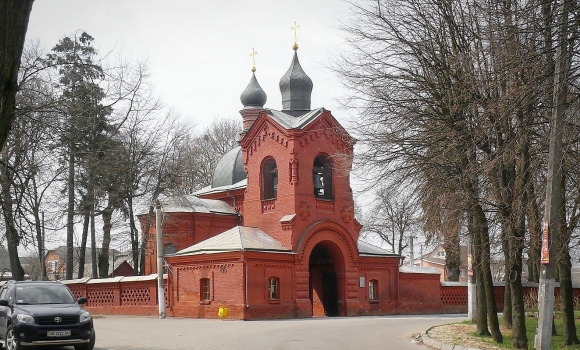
[0,286,11,338]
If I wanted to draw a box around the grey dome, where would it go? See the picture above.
[279,51,313,111]
[240,73,267,108]
[212,146,247,188]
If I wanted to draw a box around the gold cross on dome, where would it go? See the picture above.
[250,48,257,72]
[291,21,300,50]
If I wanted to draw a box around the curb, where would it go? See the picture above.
[419,325,481,350]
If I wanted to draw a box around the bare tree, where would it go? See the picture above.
[361,186,420,257]
[176,117,242,193]
[0,0,35,150]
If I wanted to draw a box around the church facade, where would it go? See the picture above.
[138,47,404,320]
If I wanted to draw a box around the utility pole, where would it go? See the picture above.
[156,201,166,319]
[41,212,47,280]
[535,0,569,346]
[467,233,476,323]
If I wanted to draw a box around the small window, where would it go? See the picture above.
[164,243,177,255]
[313,156,333,200]
[369,280,378,300]
[437,250,445,257]
[200,278,210,301]
[263,158,278,200]
[268,277,279,300]
[460,269,466,277]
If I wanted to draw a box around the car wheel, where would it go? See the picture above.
[74,330,95,350]
[5,326,22,350]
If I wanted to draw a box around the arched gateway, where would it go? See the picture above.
[308,241,344,316]
[298,223,357,317]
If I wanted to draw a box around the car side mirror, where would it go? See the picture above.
[77,297,87,305]
[0,300,9,307]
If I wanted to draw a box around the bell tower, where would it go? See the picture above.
[238,36,357,251]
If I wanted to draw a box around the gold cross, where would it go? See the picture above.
[250,48,257,72]
[291,21,300,50]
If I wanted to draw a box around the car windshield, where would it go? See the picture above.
[14,285,76,305]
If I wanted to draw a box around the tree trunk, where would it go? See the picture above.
[558,196,580,345]
[508,221,528,348]
[90,205,97,278]
[501,222,513,329]
[99,196,114,278]
[77,211,89,279]
[33,207,46,280]
[474,202,502,343]
[504,278,512,329]
[558,250,579,344]
[86,165,98,279]
[471,209,490,336]
[506,178,528,347]
[66,145,74,280]
[128,196,139,275]
[0,154,24,280]
[444,227,461,282]
[526,186,542,283]
[0,0,35,151]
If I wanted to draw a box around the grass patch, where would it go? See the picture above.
[471,316,580,349]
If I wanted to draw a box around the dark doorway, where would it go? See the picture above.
[322,271,339,316]
[309,244,340,317]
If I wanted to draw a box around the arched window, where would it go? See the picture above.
[268,277,279,300]
[200,278,210,301]
[262,158,278,200]
[369,280,378,301]
[313,156,332,200]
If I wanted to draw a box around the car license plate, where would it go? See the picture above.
[47,330,71,337]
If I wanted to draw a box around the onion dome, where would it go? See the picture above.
[211,146,247,188]
[279,51,313,111]
[240,73,267,108]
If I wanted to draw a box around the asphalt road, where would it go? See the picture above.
[57,314,466,350]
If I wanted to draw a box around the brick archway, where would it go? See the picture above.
[308,241,344,316]
[297,222,358,317]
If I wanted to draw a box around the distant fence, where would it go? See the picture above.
[62,274,166,316]
[440,282,580,313]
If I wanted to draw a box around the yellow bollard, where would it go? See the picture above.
[218,306,228,319]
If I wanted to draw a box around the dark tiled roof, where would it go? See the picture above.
[240,72,267,108]
[211,146,247,188]
[279,51,313,111]
[266,108,323,130]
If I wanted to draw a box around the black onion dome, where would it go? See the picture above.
[211,146,247,188]
[240,73,267,108]
[279,51,313,111]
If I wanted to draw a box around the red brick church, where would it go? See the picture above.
[138,46,408,320]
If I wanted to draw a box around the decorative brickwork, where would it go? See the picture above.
[120,284,151,306]
[261,199,275,213]
[315,200,334,212]
[87,286,115,306]
[440,286,467,307]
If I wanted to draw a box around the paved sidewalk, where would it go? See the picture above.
[88,314,466,350]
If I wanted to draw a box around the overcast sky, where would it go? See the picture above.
[26,0,354,128]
